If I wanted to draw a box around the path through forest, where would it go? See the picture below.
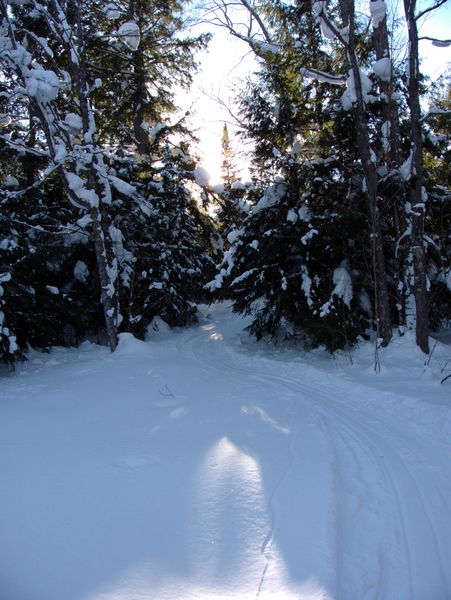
[1,303,450,599]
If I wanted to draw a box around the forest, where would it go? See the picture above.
[0,0,450,363]
[1,3,451,599]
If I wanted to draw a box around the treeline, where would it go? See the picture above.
[0,0,450,364]
[208,0,450,353]
[0,0,220,362]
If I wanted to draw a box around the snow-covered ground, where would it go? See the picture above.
[1,303,450,600]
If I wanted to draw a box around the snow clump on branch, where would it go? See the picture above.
[373,57,391,82]
[117,21,140,51]
[104,3,121,19]
[193,167,211,187]
[370,0,387,29]
[25,68,60,103]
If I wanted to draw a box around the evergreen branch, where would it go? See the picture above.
[1,159,73,203]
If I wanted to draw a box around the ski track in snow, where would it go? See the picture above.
[178,306,451,599]
[1,303,450,600]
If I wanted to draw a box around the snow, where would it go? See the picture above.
[332,266,353,308]
[148,122,166,140]
[381,120,391,152]
[64,112,83,132]
[254,180,287,213]
[231,181,246,190]
[432,40,451,48]
[54,143,67,162]
[73,260,89,283]
[45,285,60,295]
[259,42,280,54]
[117,21,140,51]
[65,172,99,207]
[286,209,298,223]
[373,57,391,82]
[193,166,211,187]
[25,67,60,103]
[298,205,311,222]
[301,228,318,245]
[340,72,357,111]
[370,0,387,29]
[3,175,19,188]
[400,150,414,181]
[446,269,451,291]
[319,18,335,41]
[104,3,121,19]
[301,266,313,307]
[227,228,244,244]
[1,303,450,600]
[0,272,12,283]
[300,67,346,86]
[340,70,373,111]
[108,175,136,197]
[146,316,171,339]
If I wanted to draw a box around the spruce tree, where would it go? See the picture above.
[215,123,248,243]
[0,0,214,360]
[221,124,238,188]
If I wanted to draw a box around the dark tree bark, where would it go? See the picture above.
[71,0,119,351]
[372,6,408,331]
[403,0,430,353]
[1,0,120,351]
[338,0,392,345]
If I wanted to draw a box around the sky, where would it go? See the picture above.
[179,25,256,183]
[180,1,451,185]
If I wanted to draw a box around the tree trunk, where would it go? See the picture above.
[339,0,392,345]
[90,205,119,351]
[129,0,151,156]
[372,7,408,331]
[72,0,119,351]
[403,0,429,353]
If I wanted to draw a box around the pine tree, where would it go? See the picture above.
[0,0,214,360]
[221,124,238,188]
[215,123,248,243]
[423,71,451,331]
[209,3,375,349]
[112,145,217,335]
[208,0,450,352]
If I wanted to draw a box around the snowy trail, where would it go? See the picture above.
[1,303,450,600]
[179,305,451,599]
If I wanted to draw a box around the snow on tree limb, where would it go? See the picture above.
[116,21,140,51]
[300,67,346,86]
[370,0,387,29]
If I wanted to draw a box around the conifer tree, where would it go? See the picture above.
[0,0,214,361]
[221,123,238,188]
[207,0,450,353]
[215,123,248,242]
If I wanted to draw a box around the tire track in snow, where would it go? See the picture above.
[177,319,451,599]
